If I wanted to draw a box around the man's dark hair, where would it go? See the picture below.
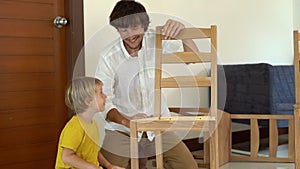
[109,0,150,31]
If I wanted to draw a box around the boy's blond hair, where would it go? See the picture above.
[65,77,103,113]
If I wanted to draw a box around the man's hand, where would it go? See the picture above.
[161,19,185,40]
[161,19,198,52]
[120,113,149,128]
[130,113,149,120]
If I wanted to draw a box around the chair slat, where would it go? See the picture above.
[161,76,211,88]
[175,28,212,39]
[134,116,215,131]
[250,119,259,158]
[156,28,212,40]
[269,119,278,157]
[230,114,293,120]
[162,52,212,63]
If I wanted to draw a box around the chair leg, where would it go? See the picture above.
[294,108,300,169]
[155,131,164,169]
[130,121,139,169]
[218,111,231,166]
[203,136,210,165]
[210,129,219,169]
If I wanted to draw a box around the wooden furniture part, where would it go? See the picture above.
[219,30,300,167]
[130,25,226,169]
[293,30,300,169]
[294,30,300,105]
[172,108,231,168]
[229,114,295,163]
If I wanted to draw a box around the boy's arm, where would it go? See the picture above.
[61,148,100,169]
[98,152,125,169]
[98,152,111,169]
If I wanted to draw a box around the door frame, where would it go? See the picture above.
[65,0,85,117]
[66,0,85,80]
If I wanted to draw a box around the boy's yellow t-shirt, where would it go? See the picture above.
[55,115,102,169]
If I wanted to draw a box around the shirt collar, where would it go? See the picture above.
[119,38,132,58]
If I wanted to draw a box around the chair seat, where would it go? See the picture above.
[132,116,216,131]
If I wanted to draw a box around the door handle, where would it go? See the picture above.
[53,16,68,28]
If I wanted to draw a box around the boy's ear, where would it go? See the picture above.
[85,97,93,106]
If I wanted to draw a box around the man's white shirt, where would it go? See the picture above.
[95,29,183,141]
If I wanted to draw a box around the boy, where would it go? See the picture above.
[55,77,124,169]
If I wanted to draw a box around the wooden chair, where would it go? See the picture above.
[130,25,224,169]
[210,31,299,167]
[293,30,300,169]
[220,31,300,167]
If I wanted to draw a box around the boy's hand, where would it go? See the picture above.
[106,164,125,169]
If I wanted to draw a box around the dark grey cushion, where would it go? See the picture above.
[218,63,295,127]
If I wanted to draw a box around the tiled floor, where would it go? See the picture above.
[146,123,294,169]
[203,144,294,169]
[147,160,294,169]
[148,159,295,169]
[147,143,295,169]
[207,143,294,169]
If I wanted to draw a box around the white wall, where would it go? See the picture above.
[84,0,295,78]
[295,0,300,30]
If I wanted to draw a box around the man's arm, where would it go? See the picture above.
[106,108,130,128]
[182,39,198,52]
[106,108,150,128]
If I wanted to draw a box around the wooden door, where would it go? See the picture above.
[0,0,83,168]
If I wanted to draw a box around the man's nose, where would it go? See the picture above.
[127,29,135,36]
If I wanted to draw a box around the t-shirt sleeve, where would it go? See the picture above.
[59,120,85,151]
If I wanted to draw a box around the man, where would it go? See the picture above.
[96,1,198,168]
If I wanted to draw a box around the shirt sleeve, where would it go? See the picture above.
[95,53,117,120]
[60,120,84,151]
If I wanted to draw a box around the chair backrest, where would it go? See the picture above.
[294,30,300,104]
[154,25,217,117]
